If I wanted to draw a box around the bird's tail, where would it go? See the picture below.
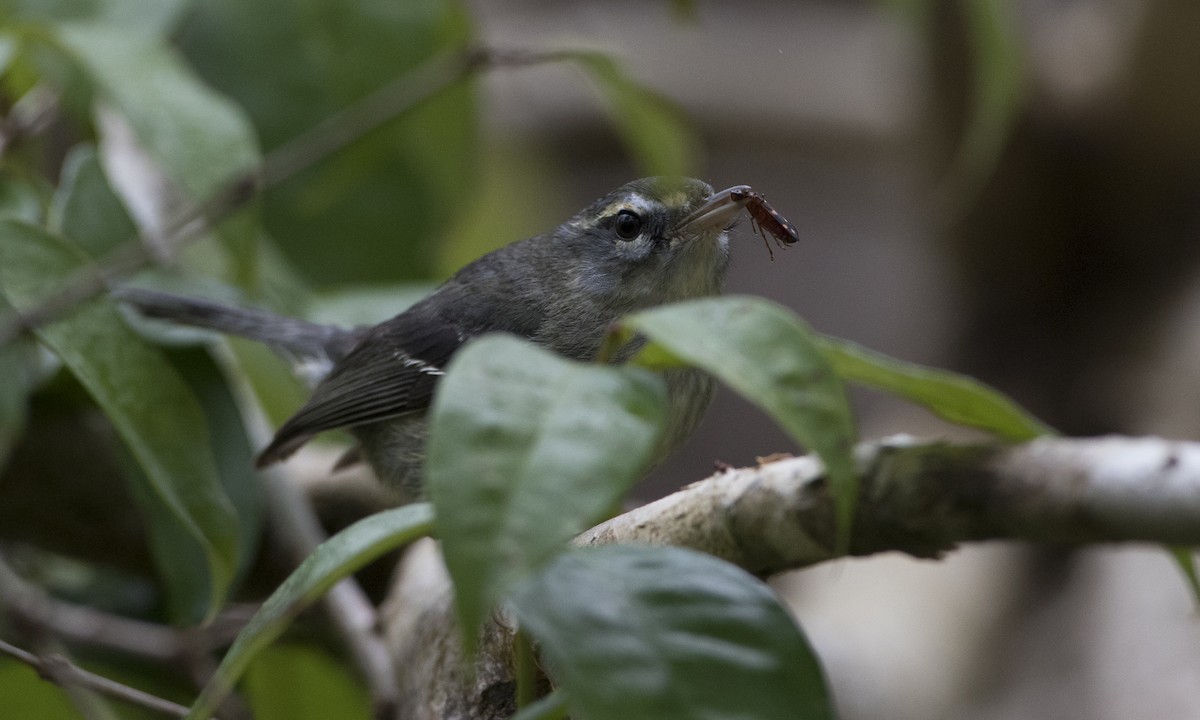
[115,287,361,365]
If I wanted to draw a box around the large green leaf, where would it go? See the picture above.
[56,141,261,618]
[0,220,240,619]
[178,0,476,286]
[187,503,434,720]
[816,334,1054,440]
[427,334,667,654]
[511,545,835,720]
[49,22,261,286]
[571,53,697,178]
[621,296,859,549]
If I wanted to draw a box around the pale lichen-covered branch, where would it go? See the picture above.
[385,434,1200,719]
[577,435,1200,572]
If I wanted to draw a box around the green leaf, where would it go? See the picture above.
[0,32,16,74]
[621,296,858,549]
[511,691,569,720]
[178,0,476,286]
[668,0,699,22]
[0,220,239,620]
[50,143,138,256]
[245,644,372,720]
[305,282,433,328]
[0,171,45,224]
[0,659,78,720]
[0,293,38,477]
[511,545,835,720]
[427,334,667,654]
[50,23,261,286]
[1169,547,1200,611]
[1,0,191,33]
[187,504,434,720]
[935,0,1024,211]
[816,334,1054,440]
[169,346,263,586]
[572,53,697,178]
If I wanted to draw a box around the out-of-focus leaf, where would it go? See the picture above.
[620,296,858,549]
[668,0,699,22]
[0,171,44,224]
[178,0,476,286]
[0,0,191,32]
[225,339,309,427]
[572,53,697,178]
[186,504,434,720]
[51,24,258,199]
[511,546,835,720]
[50,23,261,286]
[0,295,38,471]
[306,283,433,328]
[245,644,372,720]
[935,0,1024,212]
[816,334,1054,440]
[0,33,16,73]
[50,143,138,256]
[1169,547,1200,611]
[876,0,934,20]
[0,659,77,720]
[431,139,565,279]
[428,335,666,654]
[0,220,239,621]
[169,346,262,586]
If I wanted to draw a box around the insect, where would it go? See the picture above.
[729,186,799,261]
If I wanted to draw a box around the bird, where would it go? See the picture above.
[119,177,757,503]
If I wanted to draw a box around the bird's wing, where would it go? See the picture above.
[256,313,464,466]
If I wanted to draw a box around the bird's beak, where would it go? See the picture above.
[679,185,754,235]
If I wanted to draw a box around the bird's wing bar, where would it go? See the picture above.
[256,316,464,466]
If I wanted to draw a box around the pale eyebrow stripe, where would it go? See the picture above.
[599,193,657,219]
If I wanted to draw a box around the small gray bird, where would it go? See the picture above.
[120,177,756,502]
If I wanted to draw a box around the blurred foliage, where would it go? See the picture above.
[245,644,373,720]
[0,658,79,719]
[177,0,477,287]
[0,1,1062,718]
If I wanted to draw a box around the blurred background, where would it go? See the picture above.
[3,0,1200,718]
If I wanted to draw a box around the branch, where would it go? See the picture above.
[0,553,247,669]
[577,435,1200,571]
[381,434,1200,719]
[0,638,213,719]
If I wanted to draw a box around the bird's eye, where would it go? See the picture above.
[614,210,643,240]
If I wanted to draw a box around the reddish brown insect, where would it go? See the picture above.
[730,187,799,261]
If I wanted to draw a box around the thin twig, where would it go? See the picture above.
[0,46,595,349]
[0,554,248,667]
[0,638,211,719]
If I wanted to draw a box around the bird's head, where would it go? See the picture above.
[555,177,753,305]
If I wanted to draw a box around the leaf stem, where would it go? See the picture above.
[513,628,538,709]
